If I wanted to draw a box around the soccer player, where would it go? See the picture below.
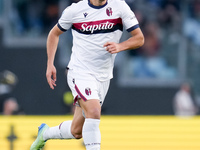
[30,0,144,150]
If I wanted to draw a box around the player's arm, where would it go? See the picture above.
[104,27,144,54]
[46,24,64,89]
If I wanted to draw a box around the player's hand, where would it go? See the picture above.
[46,64,57,90]
[103,42,121,54]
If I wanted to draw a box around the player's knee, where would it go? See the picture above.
[86,107,101,119]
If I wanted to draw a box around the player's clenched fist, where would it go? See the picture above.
[104,42,121,54]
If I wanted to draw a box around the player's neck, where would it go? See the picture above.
[89,0,107,6]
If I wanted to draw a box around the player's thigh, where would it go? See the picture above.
[71,106,85,134]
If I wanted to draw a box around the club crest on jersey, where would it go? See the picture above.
[85,87,91,96]
[106,7,113,16]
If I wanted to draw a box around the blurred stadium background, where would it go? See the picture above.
[0,0,200,150]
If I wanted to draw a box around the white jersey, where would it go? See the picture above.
[58,0,139,81]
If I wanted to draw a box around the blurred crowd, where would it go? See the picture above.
[10,0,59,36]
[127,0,182,79]
[8,0,200,46]
[7,0,200,42]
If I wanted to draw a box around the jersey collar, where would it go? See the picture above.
[88,0,108,9]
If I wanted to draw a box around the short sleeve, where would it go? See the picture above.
[120,1,139,32]
[58,4,74,31]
